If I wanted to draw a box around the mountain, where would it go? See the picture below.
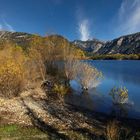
[72,39,105,53]
[73,32,140,54]
[0,31,75,48]
[0,31,140,55]
[0,31,33,48]
[0,31,32,42]
[0,31,84,57]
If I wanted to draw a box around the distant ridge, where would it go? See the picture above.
[73,32,140,54]
[0,31,140,54]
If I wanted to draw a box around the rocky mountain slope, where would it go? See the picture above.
[0,31,32,48]
[73,32,140,54]
[72,39,105,53]
[0,31,32,42]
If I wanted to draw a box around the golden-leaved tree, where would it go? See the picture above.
[29,35,85,79]
[0,43,27,98]
[0,34,85,98]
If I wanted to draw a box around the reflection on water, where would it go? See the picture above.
[110,103,130,118]
[89,60,140,86]
[67,60,140,119]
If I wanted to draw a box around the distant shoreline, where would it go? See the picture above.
[87,54,140,60]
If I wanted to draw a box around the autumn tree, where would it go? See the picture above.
[0,44,27,98]
[64,59,102,91]
[28,34,85,86]
[75,62,102,92]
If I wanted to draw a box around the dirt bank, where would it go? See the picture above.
[0,88,140,139]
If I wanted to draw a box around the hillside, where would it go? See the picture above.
[0,31,140,55]
[72,39,105,53]
[0,31,32,48]
[0,31,84,57]
[73,32,140,55]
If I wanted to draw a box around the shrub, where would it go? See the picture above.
[53,84,69,97]
[65,60,102,91]
[28,37,47,81]
[0,59,23,98]
[75,62,102,91]
[106,120,120,140]
[91,54,140,60]
[0,46,26,98]
[65,61,102,92]
[64,58,79,86]
[109,86,128,104]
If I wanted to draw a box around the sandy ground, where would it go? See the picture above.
[1,88,140,140]
[0,88,105,136]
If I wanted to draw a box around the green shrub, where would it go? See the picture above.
[109,86,128,104]
[53,84,69,97]
[91,54,140,60]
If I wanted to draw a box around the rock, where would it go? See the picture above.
[73,32,140,54]
[72,39,105,53]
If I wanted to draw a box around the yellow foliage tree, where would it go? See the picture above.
[0,44,27,98]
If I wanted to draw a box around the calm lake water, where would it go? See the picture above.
[66,60,140,119]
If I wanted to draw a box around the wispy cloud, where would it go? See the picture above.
[78,19,91,41]
[0,19,15,32]
[3,20,15,32]
[76,6,92,41]
[116,0,140,35]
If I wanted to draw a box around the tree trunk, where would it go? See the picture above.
[64,79,70,87]
[82,86,88,94]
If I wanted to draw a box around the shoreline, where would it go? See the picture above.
[0,88,140,139]
[85,54,140,60]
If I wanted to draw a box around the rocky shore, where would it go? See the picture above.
[0,88,140,139]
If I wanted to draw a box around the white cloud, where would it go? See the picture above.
[0,19,15,32]
[76,6,92,41]
[78,19,91,41]
[3,20,15,32]
[116,0,140,35]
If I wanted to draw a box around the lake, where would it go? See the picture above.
[66,60,140,119]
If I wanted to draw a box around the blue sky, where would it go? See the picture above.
[0,0,140,41]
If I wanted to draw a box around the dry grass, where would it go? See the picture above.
[106,120,120,140]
